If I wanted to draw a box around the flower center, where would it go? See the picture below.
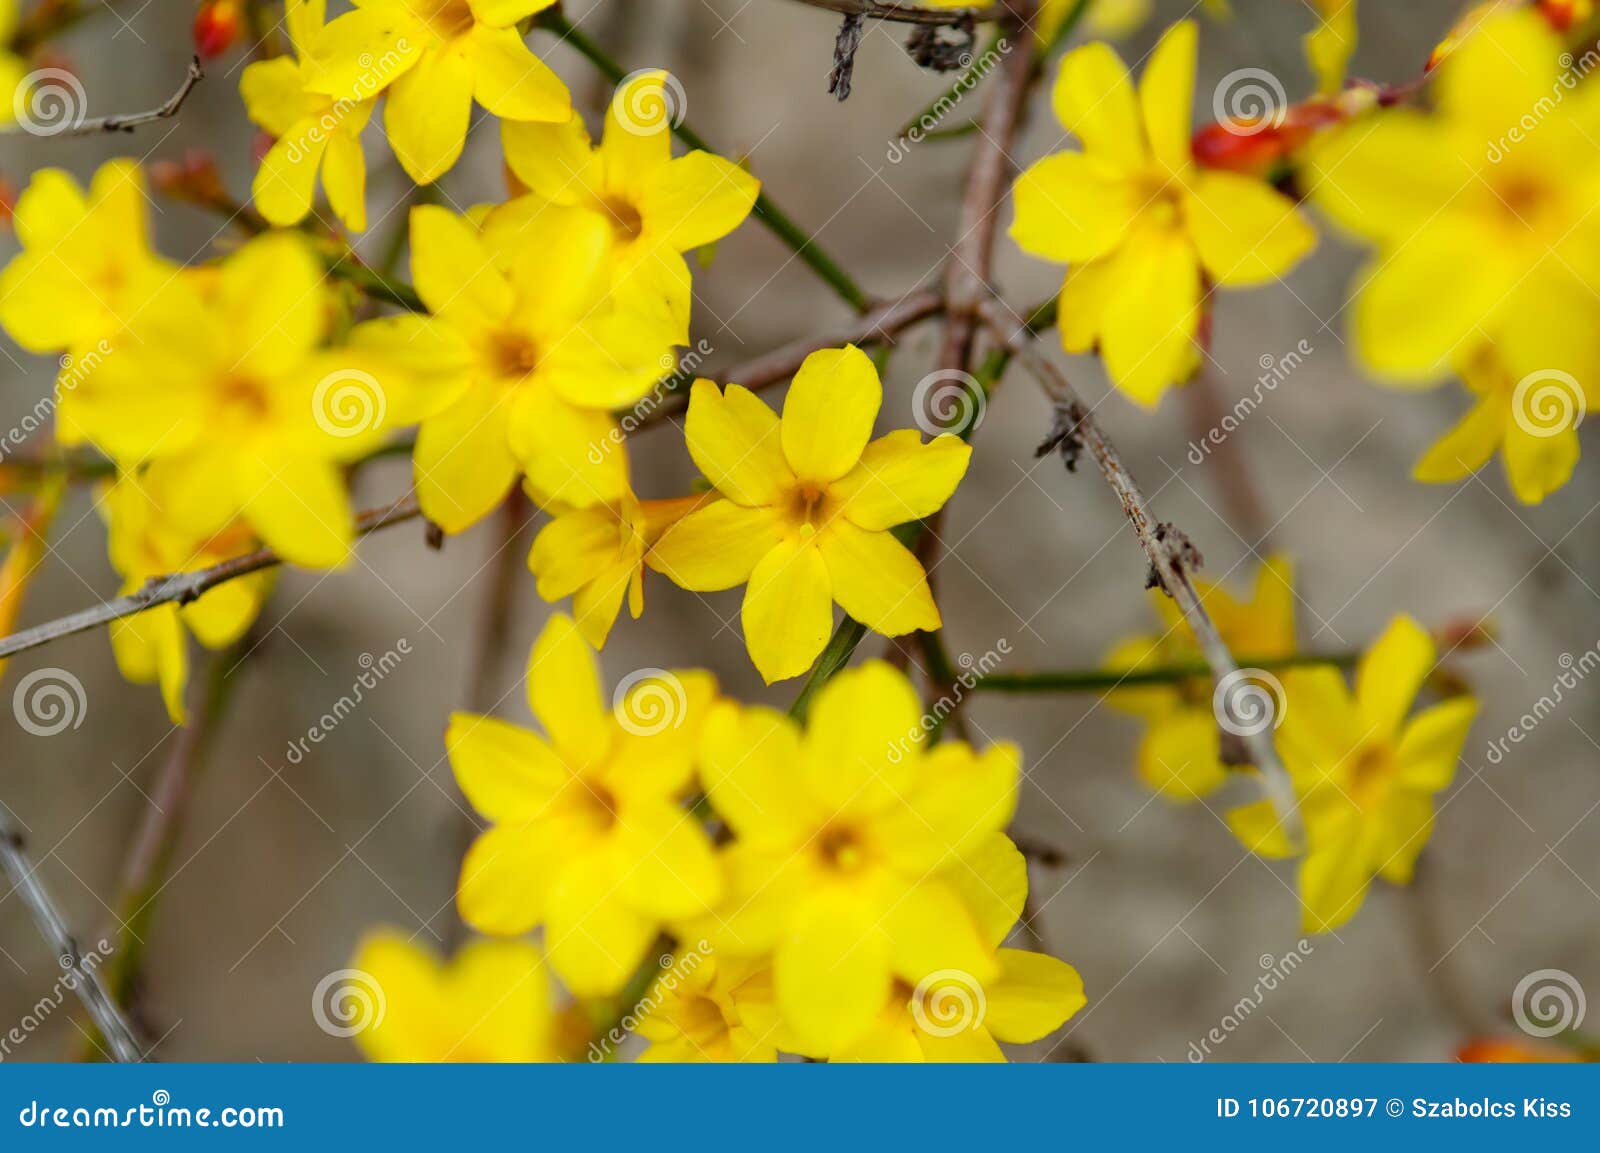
[576,782,620,832]
[600,196,645,242]
[785,482,835,530]
[491,331,542,381]
[817,823,866,872]
[672,995,733,1047]
[219,374,271,419]
[418,0,476,40]
[1348,744,1393,808]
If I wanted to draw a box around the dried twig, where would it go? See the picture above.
[787,0,1010,25]
[2,57,203,137]
[977,297,1301,833]
[0,816,143,1061]
[0,496,421,664]
[828,13,867,100]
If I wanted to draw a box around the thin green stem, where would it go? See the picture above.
[975,649,1362,694]
[536,8,872,312]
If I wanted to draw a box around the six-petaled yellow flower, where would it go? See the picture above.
[633,954,791,1063]
[1010,20,1315,405]
[649,347,972,682]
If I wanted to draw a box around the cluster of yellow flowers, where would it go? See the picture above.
[350,617,1084,1062]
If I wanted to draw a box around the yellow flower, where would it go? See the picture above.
[493,70,759,335]
[240,0,373,231]
[1309,8,1600,387]
[349,930,556,1062]
[102,472,273,724]
[70,233,401,569]
[648,348,972,683]
[826,835,1085,1062]
[449,614,720,996]
[1010,21,1316,406]
[0,476,65,684]
[1229,616,1478,933]
[694,662,1019,1053]
[1306,1,1357,96]
[307,0,570,184]
[0,161,173,357]
[528,490,700,649]
[0,2,25,127]
[1414,344,1593,505]
[351,204,681,532]
[1105,555,1296,801]
[634,954,790,1063]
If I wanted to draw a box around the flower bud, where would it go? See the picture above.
[193,0,243,60]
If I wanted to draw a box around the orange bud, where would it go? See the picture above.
[1538,0,1594,32]
[193,0,244,60]
[1191,100,1345,175]
[1458,1037,1582,1063]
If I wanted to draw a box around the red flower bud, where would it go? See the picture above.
[193,0,243,60]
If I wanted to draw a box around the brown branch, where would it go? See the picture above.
[785,0,1013,26]
[2,57,204,138]
[0,816,143,1061]
[0,495,421,664]
[976,296,1301,834]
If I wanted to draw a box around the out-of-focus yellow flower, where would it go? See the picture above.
[1413,345,1594,505]
[351,204,681,532]
[240,0,373,231]
[0,2,25,127]
[692,662,1018,1053]
[1105,555,1297,801]
[1010,21,1316,406]
[0,476,65,683]
[1229,616,1478,933]
[307,0,570,184]
[528,489,700,649]
[100,472,272,725]
[648,348,971,683]
[494,70,759,335]
[825,835,1085,1062]
[0,161,173,356]
[350,930,556,1062]
[70,233,401,569]
[449,614,720,996]
[1310,9,1600,389]
[634,954,790,1063]
[1306,1,1357,96]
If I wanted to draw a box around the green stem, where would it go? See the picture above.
[324,251,426,312]
[975,649,1362,694]
[537,8,872,312]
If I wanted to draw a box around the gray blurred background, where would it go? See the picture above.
[1,0,1595,1062]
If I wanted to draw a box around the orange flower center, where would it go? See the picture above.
[785,482,836,530]
[418,0,476,40]
[491,331,542,381]
[817,823,866,872]
[1348,744,1394,809]
[601,196,645,242]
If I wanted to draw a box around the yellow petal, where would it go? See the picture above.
[469,0,559,27]
[1436,8,1564,143]
[1051,41,1146,169]
[1299,829,1375,933]
[384,45,474,184]
[500,116,597,204]
[1375,791,1435,885]
[458,825,548,935]
[526,613,609,766]
[741,537,833,683]
[781,345,882,484]
[1184,171,1316,286]
[816,520,939,638]
[1413,392,1505,484]
[110,603,189,725]
[802,660,921,813]
[944,832,1028,949]
[509,387,630,508]
[776,890,891,1053]
[1503,414,1580,506]
[1226,798,1297,859]
[409,204,512,323]
[252,132,325,228]
[304,7,423,102]
[883,880,997,987]
[11,168,85,249]
[647,499,786,592]
[465,25,570,122]
[984,948,1087,1044]
[1139,20,1197,176]
[1137,709,1227,801]
[601,69,674,187]
[640,151,761,252]
[1306,112,1473,245]
[322,127,369,232]
[616,798,723,919]
[684,380,793,506]
[834,430,971,531]
[699,702,812,843]
[528,505,622,601]
[240,57,309,139]
[1355,614,1433,742]
[1394,697,1478,793]
[235,456,353,569]
[1009,152,1135,265]
[218,233,326,378]
[180,577,268,649]
[1099,221,1201,406]
[414,384,519,534]
[879,742,1019,866]
[447,712,569,821]
[545,864,657,996]
[1276,665,1361,791]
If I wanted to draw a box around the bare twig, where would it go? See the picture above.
[0,816,143,1061]
[0,496,421,664]
[976,297,1301,834]
[787,0,1012,25]
[3,57,203,137]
